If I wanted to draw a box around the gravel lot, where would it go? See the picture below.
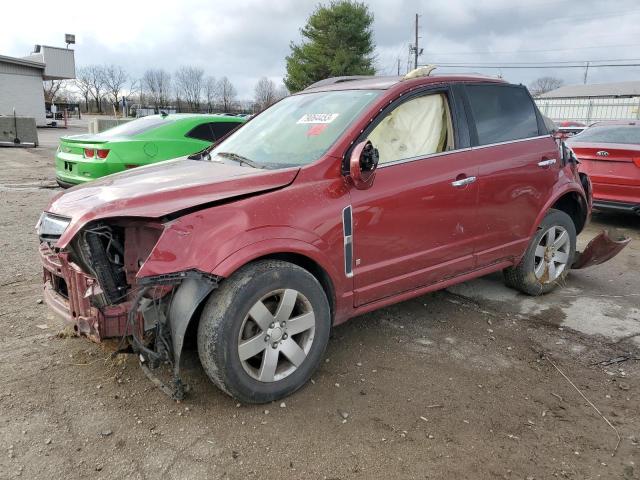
[0,124,638,480]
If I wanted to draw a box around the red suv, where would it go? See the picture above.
[38,70,627,403]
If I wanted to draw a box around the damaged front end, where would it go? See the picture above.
[38,215,217,399]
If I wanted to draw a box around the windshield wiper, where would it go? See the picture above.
[187,144,214,161]
[217,151,264,169]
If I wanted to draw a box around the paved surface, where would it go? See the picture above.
[0,127,638,479]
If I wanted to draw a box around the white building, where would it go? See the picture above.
[535,81,640,124]
[0,45,75,126]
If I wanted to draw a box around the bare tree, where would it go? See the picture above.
[83,65,107,113]
[43,80,66,103]
[175,66,204,112]
[529,76,564,97]
[254,77,278,111]
[216,76,237,112]
[75,67,93,111]
[128,78,143,106]
[142,69,172,111]
[103,65,129,111]
[275,84,290,102]
[204,76,217,112]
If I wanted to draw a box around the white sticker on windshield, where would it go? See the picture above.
[297,113,339,124]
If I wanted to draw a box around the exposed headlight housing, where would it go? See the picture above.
[37,213,71,242]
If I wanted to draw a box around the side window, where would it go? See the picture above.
[466,85,539,145]
[366,93,453,165]
[210,122,240,141]
[186,123,214,142]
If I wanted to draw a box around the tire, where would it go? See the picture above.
[503,209,576,296]
[197,260,331,404]
[56,179,75,189]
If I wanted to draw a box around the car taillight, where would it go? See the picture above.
[83,148,95,158]
[96,149,110,159]
[633,157,640,168]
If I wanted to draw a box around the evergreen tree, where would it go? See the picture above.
[284,1,376,93]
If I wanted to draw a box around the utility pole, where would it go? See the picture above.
[397,57,401,75]
[409,13,423,70]
[583,61,590,84]
[414,14,419,69]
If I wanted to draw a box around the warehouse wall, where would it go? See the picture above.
[535,97,640,123]
[0,62,46,125]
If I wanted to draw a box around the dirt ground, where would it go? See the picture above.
[0,124,638,480]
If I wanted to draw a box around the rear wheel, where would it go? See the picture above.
[197,260,331,404]
[503,209,576,296]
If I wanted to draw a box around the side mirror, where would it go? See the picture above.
[349,140,379,190]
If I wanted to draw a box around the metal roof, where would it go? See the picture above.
[0,54,45,70]
[539,81,640,98]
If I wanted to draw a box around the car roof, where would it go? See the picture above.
[301,73,507,93]
[589,120,639,128]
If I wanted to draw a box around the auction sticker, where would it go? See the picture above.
[297,113,339,124]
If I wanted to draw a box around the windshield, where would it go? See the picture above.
[97,116,171,138]
[572,125,640,145]
[208,90,382,168]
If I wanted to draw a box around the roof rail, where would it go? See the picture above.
[304,75,377,90]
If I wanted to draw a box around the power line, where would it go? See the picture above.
[432,58,640,65]
[430,63,640,69]
[544,9,640,23]
[425,44,640,57]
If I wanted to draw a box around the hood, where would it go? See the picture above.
[48,158,299,247]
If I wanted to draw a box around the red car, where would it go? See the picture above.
[554,120,586,140]
[567,121,640,215]
[37,70,628,403]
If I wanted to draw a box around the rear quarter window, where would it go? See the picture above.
[186,121,243,142]
[186,123,214,142]
[210,122,241,140]
[466,84,540,145]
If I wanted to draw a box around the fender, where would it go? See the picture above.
[167,275,217,379]
[211,237,351,319]
[528,184,588,238]
[212,237,337,278]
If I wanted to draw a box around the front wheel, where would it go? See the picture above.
[503,209,576,296]
[197,260,331,404]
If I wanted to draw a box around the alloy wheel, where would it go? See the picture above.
[534,225,571,283]
[237,289,316,382]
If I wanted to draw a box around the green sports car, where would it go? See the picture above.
[55,114,245,187]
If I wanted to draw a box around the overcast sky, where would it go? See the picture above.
[2,0,639,98]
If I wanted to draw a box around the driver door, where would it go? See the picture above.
[349,90,481,306]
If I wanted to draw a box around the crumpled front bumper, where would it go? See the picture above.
[40,243,136,342]
[572,229,631,269]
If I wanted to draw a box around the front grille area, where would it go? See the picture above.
[51,274,68,299]
[40,242,137,341]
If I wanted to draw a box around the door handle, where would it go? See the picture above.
[451,176,477,187]
[538,158,557,168]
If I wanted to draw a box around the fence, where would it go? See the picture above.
[535,97,640,123]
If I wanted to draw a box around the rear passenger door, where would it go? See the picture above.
[463,84,559,266]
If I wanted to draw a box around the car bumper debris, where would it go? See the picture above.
[572,229,631,269]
